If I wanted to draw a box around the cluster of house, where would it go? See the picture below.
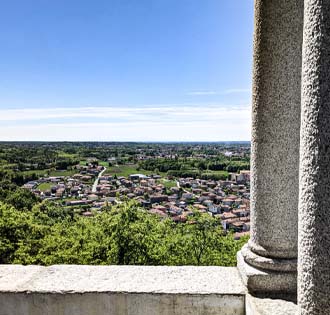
[23,164,104,198]
[23,165,251,240]
[135,145,250,161]
[174,171,250,239]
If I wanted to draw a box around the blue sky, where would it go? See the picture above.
[0,0,254,141]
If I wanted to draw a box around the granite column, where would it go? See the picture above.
[298,0,330,313]
[237,0,303,293]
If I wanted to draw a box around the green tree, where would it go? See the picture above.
[0,202,32,263]
[5,188,39,211]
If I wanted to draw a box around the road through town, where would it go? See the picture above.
[92,167,107,192]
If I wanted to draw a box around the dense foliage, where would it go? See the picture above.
[0,200,247,266]
[139,157,250,174]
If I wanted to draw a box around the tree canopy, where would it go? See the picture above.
[0,200,247,266]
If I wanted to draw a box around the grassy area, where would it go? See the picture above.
[98,161,109,167]
[18,168,77,178]
[21,169,50,176]
[49,169,77,177]
[201,170,229,179]
[102,164,229,180]
[104,165,146,177]
[2,163,18,169]
[104,164,165,177]
[57,151,78,158]
[38,182,54,191]
[159,179,177,188]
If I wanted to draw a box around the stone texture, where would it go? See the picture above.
[0,265,245,315]
[238,0,303,294]
[246,294,297,315]
[240,244,296,273]
[248,0,303,259]
[237,252,296,294]
[0,265,245,294]
[298,0,330,313]
[0,293,244,315]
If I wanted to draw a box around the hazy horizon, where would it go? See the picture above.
[0,1,254,141]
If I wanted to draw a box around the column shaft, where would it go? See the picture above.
[299,0,330,313]
[249,0,303,259]
[238,0,303,293]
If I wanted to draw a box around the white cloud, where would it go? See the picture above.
[221,88,251,94]
[0,105,251,141]
[0,105,249,122]
[186,88,250,96]
[186,91,218,96]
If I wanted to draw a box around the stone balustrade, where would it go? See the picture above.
[0,265,298,315]
[0,265,245,315]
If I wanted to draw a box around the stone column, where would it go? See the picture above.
[237,0,303,293]
[298,0,330,313]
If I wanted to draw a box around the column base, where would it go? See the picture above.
[237,245,297,294]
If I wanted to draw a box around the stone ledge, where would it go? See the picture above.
[0,265,245,294]
[245,294,297,315]
[237,251,297,293]
[0,265,246,315]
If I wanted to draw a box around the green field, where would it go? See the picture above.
[2,163,18,169]
[200,170,229,179]
[21,169,50,176]
[159,179,177,188]
[104,165,228,180]
[57,151,78,158]
[38,182,54,191]
[104,164,164,177]
[98,161,109,167]
[49,169,77,177]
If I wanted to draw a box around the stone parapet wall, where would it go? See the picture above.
[0,265,245,315]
